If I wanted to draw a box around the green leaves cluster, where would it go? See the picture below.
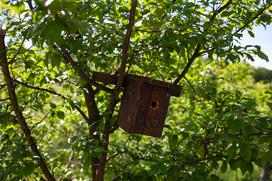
[106,62,272,180]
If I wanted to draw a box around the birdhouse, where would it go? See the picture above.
[92,72,182,138]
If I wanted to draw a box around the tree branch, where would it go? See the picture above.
[0,28,56,181]
[61,48,109,133]
[30,110,52,130]
[83,85,100,129]
[105,0,138,123]
[96,1,138,180]
[61,48,113,93]
[232,3,271,36]
[174,43,201,84]
[0,84,7,90]
[59,47,103,181]
[116,0,137,88]
[174,0,233,84]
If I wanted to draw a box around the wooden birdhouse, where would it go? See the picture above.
[92,72,182,138]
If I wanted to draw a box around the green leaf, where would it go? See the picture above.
[210,174,220,181]
[93,147,105,158]
[246,54,255,62]
[93,147,105,153]
[50,103,56,109]
[240,160,253,175]
[240,143,252,161]
[167,133,178,151]
[247,30,255,38]
[220,160,228,173]
[22,162,35,176]
[261,151,272,164]
[229,117,243,132]
[44,21,62,43]
[242,123,254,136]
[51,52,62,68]
[256,50,269,62]
[154,7,164,18]
[56,111,65,119]
[229,159,239,170]
[227,144,237,161]
[267,102,272,111]
[81,151,91,174]
[51,111,55,117]
[221,10,231,17]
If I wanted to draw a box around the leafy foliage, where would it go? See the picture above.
[0,0,272,180]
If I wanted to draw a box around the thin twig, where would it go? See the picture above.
[155,66,165,81]
[209,0,233,26]
[184,76,198,95]
[161,0,177,20]
[30,110,53,130]
[0,104,10,117]
[9,37,26,64]
[27,0,34,11]
[232,3,271,36]
[199,3,271,58]
[0,97,9,102]
[13,79,90,124]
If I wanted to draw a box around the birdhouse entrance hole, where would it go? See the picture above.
[151,100,159,110]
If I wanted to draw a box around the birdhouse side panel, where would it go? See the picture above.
[144,87,171,137]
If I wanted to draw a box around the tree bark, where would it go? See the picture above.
[95,1,138,180]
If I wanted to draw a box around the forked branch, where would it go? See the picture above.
[97,1,138,181]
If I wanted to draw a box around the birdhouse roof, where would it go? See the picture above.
[124,75,182,97]
[92,72,182,97]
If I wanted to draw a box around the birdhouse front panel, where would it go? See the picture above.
[144,86,170,137]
